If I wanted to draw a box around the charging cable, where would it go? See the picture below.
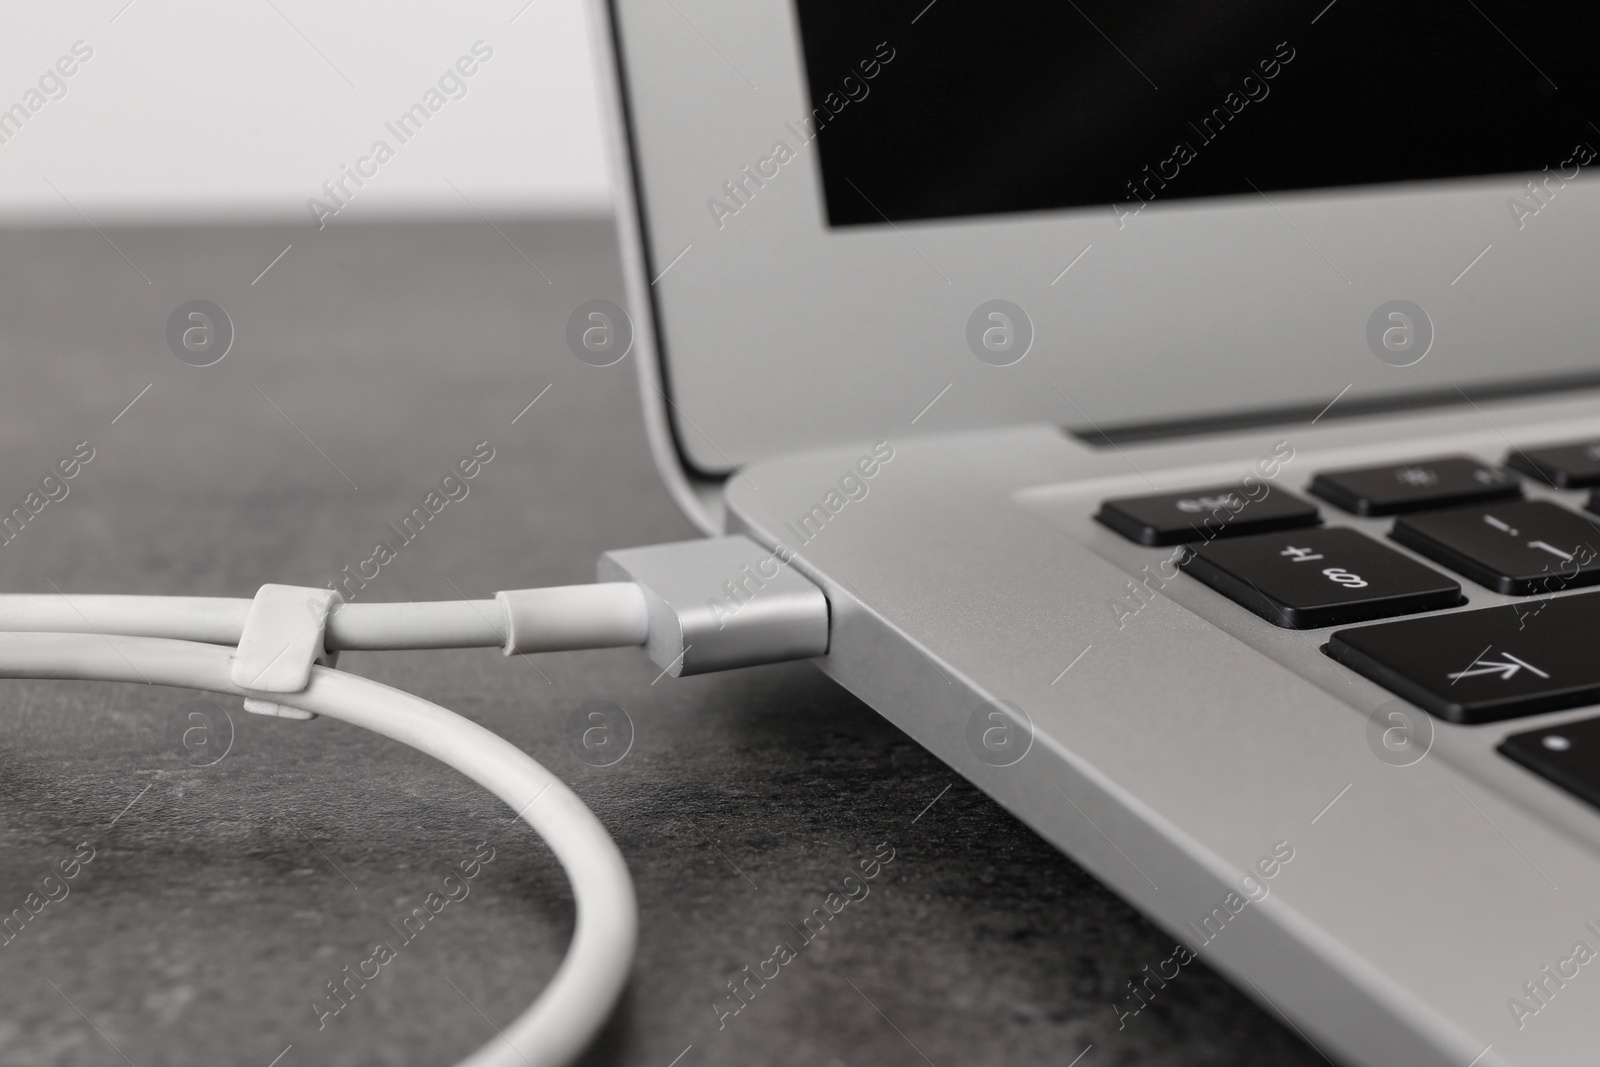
[0,535,828,1067]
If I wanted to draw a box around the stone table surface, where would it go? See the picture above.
[0,218,1325,1067]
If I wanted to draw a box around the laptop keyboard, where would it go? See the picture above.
[1096,438,1600,810]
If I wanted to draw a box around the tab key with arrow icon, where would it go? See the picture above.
[1327,592,1600,723]
[1447,651,1550,683]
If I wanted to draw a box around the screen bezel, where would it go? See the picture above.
[597,0,1600,481]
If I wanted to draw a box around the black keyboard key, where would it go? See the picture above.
[1390,500,1600,595]
[1096,486,1319,547]
[1179,527,1461,629]
[1309,456,1519,516]
[1500,717,1600,811]
[1327,592,1600,723]
[1507,440,1600,489]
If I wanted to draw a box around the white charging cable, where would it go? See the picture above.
[0,536,833,1066]
[0,585,651,652]
[0,629,632,1067]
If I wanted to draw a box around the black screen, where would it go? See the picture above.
[791,0,1600,226]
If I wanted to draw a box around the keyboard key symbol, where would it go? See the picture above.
[1175,493,1241,514]
[1395,466,1439,488]
[1527,540,1575,562]
[1482,514,1519,536]
[1447,651,1549,683]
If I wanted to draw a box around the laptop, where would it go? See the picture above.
[590,1,1600,1062]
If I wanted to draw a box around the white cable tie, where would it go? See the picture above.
[232,584,339,720]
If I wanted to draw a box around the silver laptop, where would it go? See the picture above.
[590,1,1600,1062]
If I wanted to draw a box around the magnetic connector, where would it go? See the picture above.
[597,535,829,676]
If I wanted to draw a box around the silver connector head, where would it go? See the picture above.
[597,535,829,677]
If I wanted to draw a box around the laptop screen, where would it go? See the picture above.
[793,0,1599,227]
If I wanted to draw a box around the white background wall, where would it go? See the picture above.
[0,0,611,221]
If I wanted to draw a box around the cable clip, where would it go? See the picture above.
[232,584,340,720]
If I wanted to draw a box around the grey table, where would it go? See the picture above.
[0,218,1325,1067]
